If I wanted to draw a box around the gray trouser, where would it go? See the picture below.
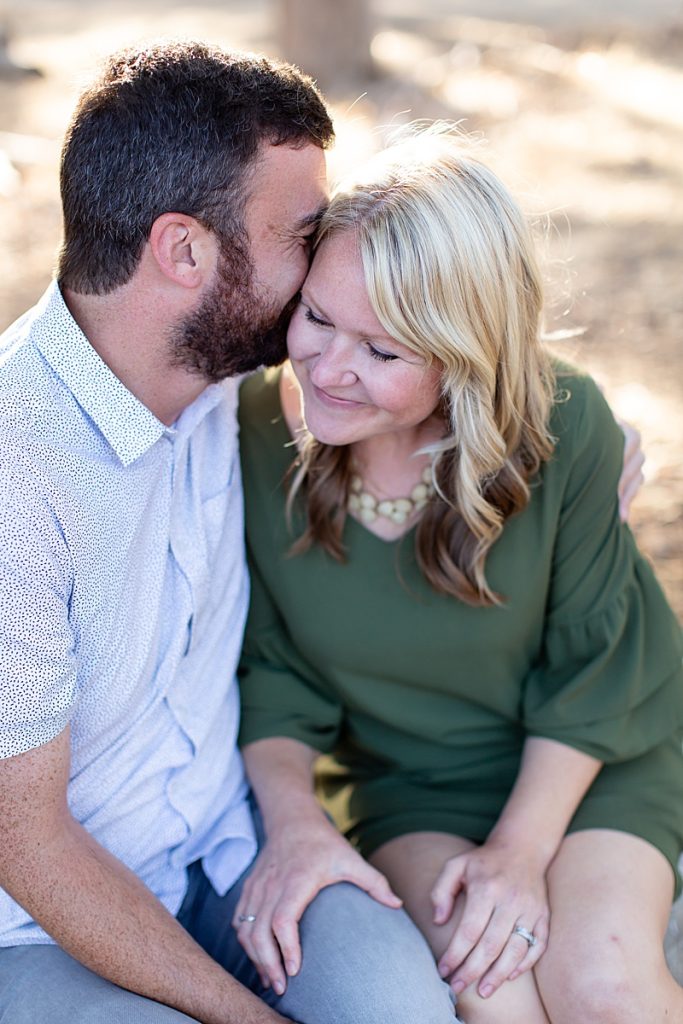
[0,864,458,1023]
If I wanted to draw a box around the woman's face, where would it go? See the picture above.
[287,231,442,447]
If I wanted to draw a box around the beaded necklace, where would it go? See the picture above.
[347,465,435,525]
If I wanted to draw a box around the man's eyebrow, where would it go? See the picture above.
[294,204,328,233]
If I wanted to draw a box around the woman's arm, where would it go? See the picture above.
[486,735,602,877]
[235,738,401,995]
[432,736,601,1000]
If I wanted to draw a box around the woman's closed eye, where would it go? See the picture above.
[303,305,399,362]
[304,306,331,328]
[367,345,398,363]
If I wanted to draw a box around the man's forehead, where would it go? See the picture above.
[245,142,329,230]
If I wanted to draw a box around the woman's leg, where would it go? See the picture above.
[371,832,550,1023]
[537,829,683,1024]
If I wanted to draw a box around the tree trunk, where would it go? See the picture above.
[276,0,373,90]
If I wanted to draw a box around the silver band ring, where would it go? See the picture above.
[238,913,257,923]
[513,925,537,948]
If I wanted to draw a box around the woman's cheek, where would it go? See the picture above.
[289,317,324,366]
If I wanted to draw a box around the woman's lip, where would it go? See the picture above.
[312,384,364,408]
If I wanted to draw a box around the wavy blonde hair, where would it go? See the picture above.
[289,125,556,605]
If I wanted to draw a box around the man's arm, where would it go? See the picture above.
[0,728,286,1024]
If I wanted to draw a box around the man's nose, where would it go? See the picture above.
[309,336,357,389]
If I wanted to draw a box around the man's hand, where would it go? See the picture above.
[594,380,645,522]
[233,815,401,995]
[617,418,645,522]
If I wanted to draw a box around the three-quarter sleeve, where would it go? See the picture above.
[238,553,344,753]
[522,375,683,762]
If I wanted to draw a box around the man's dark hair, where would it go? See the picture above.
[57,40,334,294]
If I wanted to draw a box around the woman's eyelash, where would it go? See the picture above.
[368,346,397,362]
[303,306,397,362]
[304,307,329,327]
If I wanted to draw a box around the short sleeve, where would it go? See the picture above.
[0,450,76,758]
[522,375,683,762]
[238,550,343,753]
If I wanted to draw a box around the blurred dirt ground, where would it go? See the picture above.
[0,0,681,623]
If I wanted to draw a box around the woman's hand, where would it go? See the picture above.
[431,839,549,1000]
[232,815,401,995]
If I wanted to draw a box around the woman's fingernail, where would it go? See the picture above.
[273,980,286,996]
[438,962,450,978]
[480,984,494,999]
[286,960,298,976]
[451,979,465,995]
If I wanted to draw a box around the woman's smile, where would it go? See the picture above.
[311,383,365,408]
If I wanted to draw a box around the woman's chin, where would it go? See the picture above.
[304,422,357,447]
[298,402,361,447]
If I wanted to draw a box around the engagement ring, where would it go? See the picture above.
[513,925,537,948]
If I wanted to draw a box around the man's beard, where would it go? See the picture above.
[170,238,295,383]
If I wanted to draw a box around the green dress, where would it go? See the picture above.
[237,366,683,883]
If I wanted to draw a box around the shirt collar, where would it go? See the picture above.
[32,281,169,466]
[172,378,232,444]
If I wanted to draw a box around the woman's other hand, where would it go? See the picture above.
[431,839,549,1000]
[232,815,401,996]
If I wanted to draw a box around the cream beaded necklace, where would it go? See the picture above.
[348,465,435,526]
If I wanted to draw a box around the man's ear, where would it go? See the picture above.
[148,213,217,288]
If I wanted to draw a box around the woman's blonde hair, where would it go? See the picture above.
[289,125,556,605]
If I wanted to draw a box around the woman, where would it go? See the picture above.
[235,128,683,1023]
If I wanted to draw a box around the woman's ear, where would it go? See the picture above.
[148,213,217,289]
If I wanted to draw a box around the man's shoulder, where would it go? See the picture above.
[0,290,104,507]
[0,299,41,382]
[0,306,34,361]
[0,300,58,450]
[0,284,57,368]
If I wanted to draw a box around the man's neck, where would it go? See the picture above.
[62,284,208,426]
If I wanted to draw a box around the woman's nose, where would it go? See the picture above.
[309,337,357,389]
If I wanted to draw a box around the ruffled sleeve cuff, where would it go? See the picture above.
[523,551,683,762]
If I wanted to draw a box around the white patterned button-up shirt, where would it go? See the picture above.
[0,282,256,946]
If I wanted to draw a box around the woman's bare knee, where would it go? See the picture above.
[540,956,648,1024]
[456,972,549,1024]
[538,830,682,1023]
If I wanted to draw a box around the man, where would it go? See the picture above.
[0,41,457,1024]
